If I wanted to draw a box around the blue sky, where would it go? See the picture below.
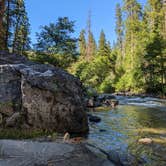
[25,0,146,46]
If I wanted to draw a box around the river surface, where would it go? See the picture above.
[87,96,166,166]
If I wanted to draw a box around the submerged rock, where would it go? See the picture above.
[86,94,118,108]
[110,99,119,108]
[89,115,101,123]
[138,138,153,144]
[0,51,88,134]
[87,98,95,107]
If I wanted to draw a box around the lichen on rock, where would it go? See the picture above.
[0,51,88,134]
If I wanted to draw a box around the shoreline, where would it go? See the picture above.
[112,92,166,99]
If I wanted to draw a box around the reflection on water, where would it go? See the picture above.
[88,97,166,166]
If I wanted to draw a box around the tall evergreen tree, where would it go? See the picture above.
[115,3,123,56]
[142,0,166,95]
[0,0,30,54]
[85,11,96,61]
[12,0,30,54]
[35,17,78,69]
[163,0,166,39]
[79,29,86,58]
[116,0,144,92]
[163,0,166,94]
[98,30,111,57]
[123,0,142,63]
[98,30,106,52]
[5,0,11,49]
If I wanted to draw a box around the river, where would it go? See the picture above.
[87,96,166,166]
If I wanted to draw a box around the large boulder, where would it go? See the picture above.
[0,140,115,166]
[0,51,88,133]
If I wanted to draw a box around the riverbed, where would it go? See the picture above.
[88,96,166,166]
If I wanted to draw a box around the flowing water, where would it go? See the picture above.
[87,96,166,166]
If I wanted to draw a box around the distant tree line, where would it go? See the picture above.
[71,0,166,96]
[114,0,166,95]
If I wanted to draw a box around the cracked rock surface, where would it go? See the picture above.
[0,140,114,166]
[0,51,88,133]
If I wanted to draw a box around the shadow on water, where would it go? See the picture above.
[87,97,166,166]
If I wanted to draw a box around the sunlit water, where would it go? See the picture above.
[87,96,166,166]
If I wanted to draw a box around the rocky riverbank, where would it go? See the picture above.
[87,93,119,108]
[0,140,115,166]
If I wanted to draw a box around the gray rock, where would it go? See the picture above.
[89,115,101,123]
[87,98,95,107]
[5,112,22,127]
[103,99,119,107]
[0,51,88,133]
[0,140,114,166]
[87,94,117,108]
[0,113,2,124]
[87,97,102,108]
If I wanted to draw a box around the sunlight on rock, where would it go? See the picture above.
[138,138,153,144]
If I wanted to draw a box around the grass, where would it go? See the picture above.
[0,128,53,139]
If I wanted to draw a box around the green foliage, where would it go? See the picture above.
[2,0,165,97]
[0,0,30,53]
[12,0,30,54]
[0,129,52,139]
[35,17,77,54]
[70,44,116,93]
[115,69,145,93]
[115,3,123,52]
[98,77,115,93]
[33,17,78,69]
[79,29,86,58]
[86,87,98,97]
[86,31,97,61]
[113,0,166,96]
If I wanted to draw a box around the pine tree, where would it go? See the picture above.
[163,0,166,39]
[79,29,86,58]
[143,0,166,95]
[85,11,96,61]
[123,0,142,63]
[0,0,30,53]
[115,3,123,56]
[35,17,78,69]
[162,0,166,90]
[12,0,30,54]
[98,30,111,57]
[98,30,106,52]
[116,0,144,92]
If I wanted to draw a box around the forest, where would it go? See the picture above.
[0,0,166,97]
[0,1,166,165]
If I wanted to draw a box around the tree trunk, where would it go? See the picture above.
[0,0,6,50]
[5,0,10,50]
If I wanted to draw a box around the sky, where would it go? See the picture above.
[25,0,146,46]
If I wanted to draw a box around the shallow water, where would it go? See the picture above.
[88,96,166,166]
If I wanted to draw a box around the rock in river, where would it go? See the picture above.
[89,115,101,123]
[0,51,88,134]
[138,138,153,144]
